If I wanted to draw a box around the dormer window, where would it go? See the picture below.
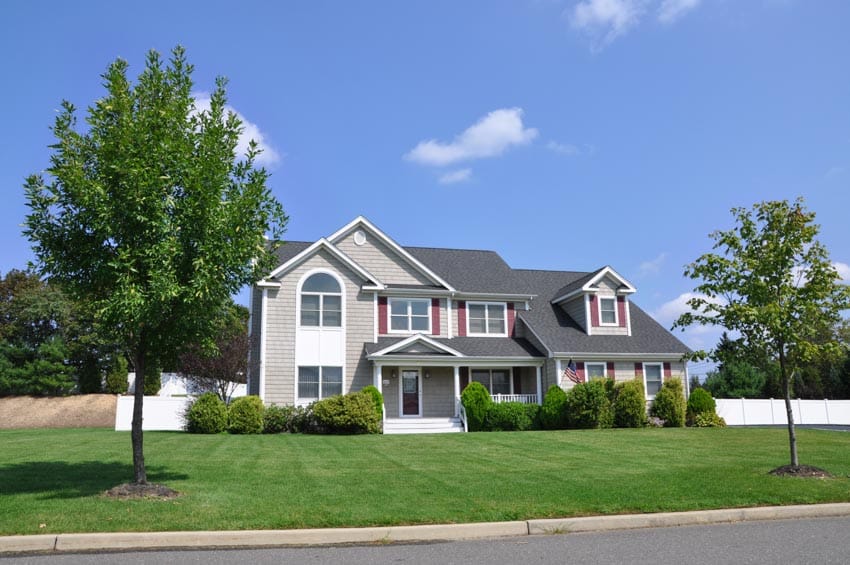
[467,302,507,336]
[599,297,617,325]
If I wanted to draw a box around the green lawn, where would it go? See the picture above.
[0,427,848,536]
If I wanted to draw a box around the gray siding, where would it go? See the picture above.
[262,249,374,405]
[561,296,587,333]
[379,366,454,418]
[335,228,434,286]
[247,286,263,396]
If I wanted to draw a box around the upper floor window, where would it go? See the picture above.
[300,272,342,327]
[390,298,430,333]
[599,297,617,325]
[467,302,506,336]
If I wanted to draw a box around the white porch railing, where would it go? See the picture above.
[456,397,468,432]
[492,394,538,405]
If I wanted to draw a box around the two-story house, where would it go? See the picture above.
[248,216,691,433]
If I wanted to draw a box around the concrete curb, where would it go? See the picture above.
[2,503,850,555]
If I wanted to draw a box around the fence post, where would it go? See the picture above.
[770,398,775,425]
[797,397,803,424]
[741,397,746,426]
[825,398,830,425]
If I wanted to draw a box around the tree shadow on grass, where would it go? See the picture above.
[0,461,188,499]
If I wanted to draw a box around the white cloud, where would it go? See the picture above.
[546,141,580,156]
[438,168,472,185]
[192,93,281,168]
[834,262,850,283]
[657,0,701,24]
[638,252,668,276]
[570,0,645,46]
[652,292,722,330]
[404,108,538,167]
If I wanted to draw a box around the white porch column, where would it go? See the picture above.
[453,365,461,416]
[536,364,543,405]
[373,363,383,394]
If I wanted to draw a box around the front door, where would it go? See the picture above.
[401,369,421,416]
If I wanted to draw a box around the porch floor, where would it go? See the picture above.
[383,417,464,434]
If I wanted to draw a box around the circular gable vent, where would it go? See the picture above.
[353,230,367,246]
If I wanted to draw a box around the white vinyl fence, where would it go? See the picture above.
[716,398,850,426]
[115,396,191,431]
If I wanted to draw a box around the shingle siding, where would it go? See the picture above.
[561,296,587,333]
[335,228,434,286]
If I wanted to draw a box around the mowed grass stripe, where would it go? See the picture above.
[0,427,848,535]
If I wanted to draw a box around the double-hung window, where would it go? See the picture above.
[471,369,511,395]
[300,273,342,327]
[390,298,430,333]
[467,302,507,336]
[298,366,343,401]
[585,362,606,379]
[643,363,663,399]
[599,297,617,325]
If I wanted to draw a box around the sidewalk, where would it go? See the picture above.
[3,503,850,555]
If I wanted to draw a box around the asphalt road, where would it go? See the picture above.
[4,517,849,565]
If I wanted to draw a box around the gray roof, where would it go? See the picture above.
[405,246,525,294]
[365,336,545,358]
[272,241,312,266]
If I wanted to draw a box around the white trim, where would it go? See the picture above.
[684,362,690,398]
[551,266,637,305]
[625,295,632,336]
[326,216,456,291]
[259,288,268,400]
[447,296,453,339]
[367,354,542,366]
[584,294,592,336]
[453,365,460,416]
[643,362,664,400]
[466,301,508,337]
[387,297,432,335]
[265,238,384,287]
[598,296,618,326]
[553,352,686,361]
[398,367,423,417]
[585,361,607,379]
[369,333,464,357]
[373,292,378,343]
[295,365,344,404]
[535,365,542,405]
[453,292,536,301]
[296,269,346,330]
[373,363,382,394]
[556,358,562,389]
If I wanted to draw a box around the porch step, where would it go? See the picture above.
[383,417,464,434]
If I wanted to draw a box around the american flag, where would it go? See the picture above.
[562,359,581,385]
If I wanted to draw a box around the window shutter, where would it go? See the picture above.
[507,303,516,337]
[378,296,387,334]
[617,296,627,327]
[634,363,643,378]
[431,298,440,336]
[576,361,585,383]
[663,362,672,379]
[458,300,467,337]
[589,295,599,327]
[607,361,615,376]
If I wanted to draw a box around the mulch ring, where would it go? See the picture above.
[769,465,833,478]
[103,483,181,500]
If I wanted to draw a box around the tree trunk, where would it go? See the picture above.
[779,348,799,467]
[131,344,147,485]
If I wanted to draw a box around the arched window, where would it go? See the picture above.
[300,272,342,327]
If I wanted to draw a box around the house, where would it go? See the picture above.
[248,216,691,433]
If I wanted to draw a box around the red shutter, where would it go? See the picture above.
[663,362,672,379]
[634,363,643,378]
[589,295,599,327]
[378,296,388,335]
[458,300,467,337]
[507,303,516,337]
[431,298,440,336]
[617,296,627,327]
[607,361,615,376]
[576,361,585,383]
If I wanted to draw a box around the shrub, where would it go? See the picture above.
[288,404,315,433]
[693,412,727,427]
[651,379,686,427]
[263,404,289,434]
[612,379,647,428]
[227,395,265,434]
[686,388,717,426]
[185,392,227,433]
[566,379,613,429]
[104,355,129,394]
[312,392,380,434]
[540,385,569,430]
[460,381,492,432]
[484,402,534,431]
[361,385,384,419]
[524,403,541,430]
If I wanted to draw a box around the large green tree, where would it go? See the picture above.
[675,198,850,468]
[24,47,287,486]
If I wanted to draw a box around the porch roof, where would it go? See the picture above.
[364,336,544,359]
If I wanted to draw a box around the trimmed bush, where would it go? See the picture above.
[525,403,541,430]
[288,405,315,433]
[612,379,647,428]
[312,392,380,434]
[540,385,569,430]
[651,379,686,427]
[361,385,384,419]
[566,379,613,429]
[185,392,227,434]
[686,388,717,426]
[104,355,129,394]
[694,412,727,427]
[263,404,288,434]
[226,395,265,434]
[485,402,534,431]
[461,381,492,432]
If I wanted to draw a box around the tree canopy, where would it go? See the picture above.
[675,198,850,468]
[23,46,287,486]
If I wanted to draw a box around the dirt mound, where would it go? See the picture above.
[104,483,181,500]
[0,394,117,429]
[769,464,832,478]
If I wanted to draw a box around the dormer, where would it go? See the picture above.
[551,266,636,336]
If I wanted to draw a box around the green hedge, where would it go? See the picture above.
[311,392,380,434]
[566,379,613,429]
[540,385,569,430]
[461,382,492,432]
[484,402,538,431]
[185,392,227,433]
[612,379,647,428]
[227,395,265,434]
[686,388,717,426]
[651,379,686,427]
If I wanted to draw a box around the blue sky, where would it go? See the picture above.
[3,1,849,377]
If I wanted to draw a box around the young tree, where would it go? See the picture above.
[24,47,287,487]
[675,198,850,469]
